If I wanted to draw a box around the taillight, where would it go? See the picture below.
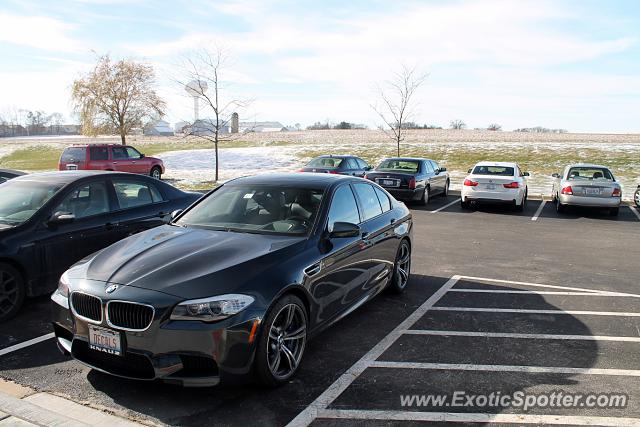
[327,170,339,174]
[408,177,416,190]
[297,168,305,172]
[364,174,370,180]
[503,182,519,189]
[561,185,573,195]
[463,179,478,187]
[612,188,621,197]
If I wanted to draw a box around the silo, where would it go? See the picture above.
[231,112,239,133]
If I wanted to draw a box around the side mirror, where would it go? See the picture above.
[329,222,360,238]
[522,172,530,177]
[48,211,75,226]
[467,168,472,173]
[365,166,372,171]
[440,167,447,172]
[551,173,560,178]
[171,209,183,220]
[140,153,145,158]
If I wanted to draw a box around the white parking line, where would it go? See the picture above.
[0,333,55,357]
[403,329,640,342]
[458,275,640,297]
[430,307,640,317]
[430,198,461,214]
[317,409,640,426]
[531,199,546,221]
[286,276,461,427]
[449,289,617,296]
[630,205,640,221]
[369,361,640,376]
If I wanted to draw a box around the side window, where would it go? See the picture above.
[112,147,128,160]
[113,180,163,209]
[423,160,433,173]
[353,183,383,221]
[374,187,391,212]
[54,181,110,219]
[327,185,360,232]
[89,147,109,161]
[356,158,369,169]
[345,158,358,170]
[430,161,439,172]
[126,147,142,159]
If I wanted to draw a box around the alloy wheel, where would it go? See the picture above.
[152,168,161,179]
[0,269,19,318]
[267,303,307,380]
[635,189,640,207]
[395,242,411,290]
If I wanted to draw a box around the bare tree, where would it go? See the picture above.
[175,48,251,182]
[72,55,166,144]
[372,65,427,156]
[487,123,502,131]
[450,119,466,130]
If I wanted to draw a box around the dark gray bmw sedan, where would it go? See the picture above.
[52,173,412,387]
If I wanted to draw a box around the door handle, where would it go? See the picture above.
[112,162,118,164]
[361,231,370,239]
[390,218,396,224]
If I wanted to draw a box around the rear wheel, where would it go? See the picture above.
[419,187,429,206]
[388,240,411,294]
[255,295,307,387]
[555,196,566,213]
[441,180,450,197]
[635,188,640,208]
[150,166,162,180]
[516,190,527,212]
[0,263,25,322]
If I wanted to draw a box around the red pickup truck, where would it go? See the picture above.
[58,144,165,179]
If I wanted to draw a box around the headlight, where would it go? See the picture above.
[51,271,71,309]
[170,294,254,322]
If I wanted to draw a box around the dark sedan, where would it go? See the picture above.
[365,157,449,205]
[0,171,201,321]
[0,169,26,184]
[52,173,412,387]
[299,155,371,177]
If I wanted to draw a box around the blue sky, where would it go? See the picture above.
[0,0,639,132]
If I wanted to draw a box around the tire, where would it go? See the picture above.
[635,188,640,208]
[419,187,429,206]
[555,197,566,213]
[441,180,450,197]
[0,263,26,323]
[255,294,307,387]
[150,166,162,180]
[461,199,471,210]
[610,207,619,216]
[516,191,527,212]
[388,239,411,294]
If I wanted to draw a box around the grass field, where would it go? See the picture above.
[1,130,638,195]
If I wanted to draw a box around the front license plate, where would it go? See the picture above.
[88,325,122,356]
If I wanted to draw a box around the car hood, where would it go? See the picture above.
[69,225,305,298]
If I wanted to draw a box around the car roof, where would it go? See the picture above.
[10,170,133,185]
[227,172,355,188]
[0,169,26,176]
[315,154,357,159]
[65,144,131,148]
[565,163,611,169]
[381,157,431,162]
[474,161,517,167]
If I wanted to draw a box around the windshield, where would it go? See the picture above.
[306,157,343,168]
[176,185,324,236]
[472,165,515,176]
[0,181,63,225]
[567,167,613,181]
[377,160,420,173]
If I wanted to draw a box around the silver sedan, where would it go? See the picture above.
[552,164,622,216]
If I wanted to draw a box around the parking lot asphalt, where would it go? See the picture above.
[1,192,639,426]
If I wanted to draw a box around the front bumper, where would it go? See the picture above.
[51,282,261,387]
[558,194,621,208]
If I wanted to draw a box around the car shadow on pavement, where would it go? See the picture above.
[82,275,610,426]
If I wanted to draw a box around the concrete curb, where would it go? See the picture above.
[0,392,89,427]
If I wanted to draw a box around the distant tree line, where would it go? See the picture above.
[0,108,74,137]
[307,121,368,130]
[514,127,568,133]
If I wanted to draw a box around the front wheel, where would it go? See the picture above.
[0,263,26,322]
[441,180,450,197]
[388,240,411,294]
[150,166,162,180]
[635,188,640,208]
[255,295,307,387]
